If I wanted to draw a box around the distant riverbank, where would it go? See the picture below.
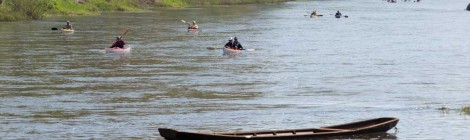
[0,0,293,22]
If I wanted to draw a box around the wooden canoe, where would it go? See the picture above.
[158,117,398,140]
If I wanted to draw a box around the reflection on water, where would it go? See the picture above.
[1,0,470,139]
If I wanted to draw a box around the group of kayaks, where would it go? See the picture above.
[309,11,348,19]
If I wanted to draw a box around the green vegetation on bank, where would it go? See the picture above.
[46,0,141,15]
[0,0,292,22]
[461,106,470,115]
[0,0,50,21]
[159,0,292,7]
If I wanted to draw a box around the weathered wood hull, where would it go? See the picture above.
[159,117,399,140]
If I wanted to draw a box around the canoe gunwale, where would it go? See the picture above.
[159,117,399,140]
[321,117,398,131]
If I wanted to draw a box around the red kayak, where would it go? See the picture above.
[223,47,242,55]
[188,28,198,32]
[105,46,131,53]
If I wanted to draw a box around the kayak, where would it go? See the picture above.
[61,28,74,32]
[309,14,323,18]
[467,3,470,11]
[223,47,241,55]
[188,28,198,32]
[105,46,132,53]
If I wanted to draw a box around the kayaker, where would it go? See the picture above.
[63,21,73,30]
[224,37,234,49]
[188,21,198,29]
[110,36,126,49]
[232,37,244,50]
[335,11,342,18]
[310,10,317,16]
[335,10,341,17]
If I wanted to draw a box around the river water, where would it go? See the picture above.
[1,0,470,139]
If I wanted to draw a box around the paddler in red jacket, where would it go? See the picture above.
[110,36,126,49]
[188,21,198,29]
[63,21,73,30]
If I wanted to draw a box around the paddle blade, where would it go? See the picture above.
[206,47,217,50]
[122,29,130,36]
[51,27,58,30]
[244,49,255,51]
[181,20,186,23]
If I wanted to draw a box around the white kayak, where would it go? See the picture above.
[105,46,132,53]
[223,47,242,55]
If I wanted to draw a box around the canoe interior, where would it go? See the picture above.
[215,128,348,137]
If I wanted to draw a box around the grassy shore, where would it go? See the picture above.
[0,0,293,22]
[461,106,470,115]
[159,0,294,7]
[0,0,50,21]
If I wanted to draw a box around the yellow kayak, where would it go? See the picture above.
[61,28,74,32]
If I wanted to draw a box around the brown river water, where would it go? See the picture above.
[1,0,469,139]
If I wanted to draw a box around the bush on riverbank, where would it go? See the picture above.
[461,106,470,115]
[0,0,50,21]
[46,0,141,15]
[0,0,293,21]
[159,0,292,7]
[0,0,143,21]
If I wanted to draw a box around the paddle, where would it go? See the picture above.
[242,48,255,51]
[181,20,190,26]
[51,27,58,30]
[206,47,220,50]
